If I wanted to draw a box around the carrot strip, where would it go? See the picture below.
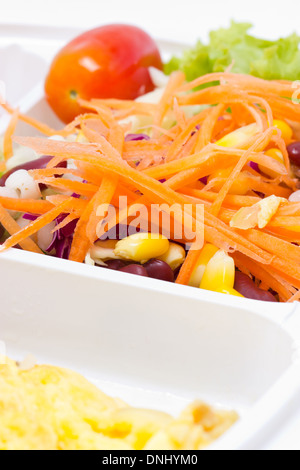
[173,97,187,131]
[52,213,78,233]
[233,253,293,302]
[3,107,19,161]
[0,197,54,214]
[46,195,88,214]
[85,178,117,244]
[165,112,211,162]
[243,229,300,262]
[287,290,300,302]
[70,123,124,259]
[77,99,115,128]
[194,104,225,151]
[85,125,123,242]
[177,72,295,98]
[35,178,98,198]
[153,71,186,138]
[179,188,260,208]
[1,103,59,136]
[268,216,300,230]
[29,168,85,179]
[176,244,204,285]
[68,193,99,262]
[91,98,157,114]
[0,198,73,252]
[0,203,43,254]
[210,128,274,216]
[80,119,109,141]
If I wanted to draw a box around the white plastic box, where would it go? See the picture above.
[1,24,300,450]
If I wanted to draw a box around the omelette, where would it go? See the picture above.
[0,358,238,450]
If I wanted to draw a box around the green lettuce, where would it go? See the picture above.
[164,22,300,81]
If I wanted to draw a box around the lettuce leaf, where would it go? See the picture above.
[164,22,300,81]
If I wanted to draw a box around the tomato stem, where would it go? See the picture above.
[70,90,78,100]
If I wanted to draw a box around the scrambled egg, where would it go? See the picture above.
[0,359,238,450]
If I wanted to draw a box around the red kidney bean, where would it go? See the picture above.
[104,260,126,270]
[0,156,67,186]
[144,259,174,282]
[0,224,4,240]
[119,264,149,277]
[234,271,277,302]
[287,142,300,167]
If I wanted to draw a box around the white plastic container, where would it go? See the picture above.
[1,24,300,450]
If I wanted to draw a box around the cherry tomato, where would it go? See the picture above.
[45,24,163,123]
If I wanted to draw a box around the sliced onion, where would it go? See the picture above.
[148,67,169,88]
[6,146,38,172]
[48,135,65,142]
[37,221,56,252]
[125,133,150,142]
[16,215,32,230]
[0,187,19,199]
[289,190,300,202]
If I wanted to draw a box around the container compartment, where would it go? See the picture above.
[1,23,300,449]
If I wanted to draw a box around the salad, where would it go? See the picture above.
[1,23,300,304]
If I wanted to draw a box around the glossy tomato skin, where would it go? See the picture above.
[45,24,163,123]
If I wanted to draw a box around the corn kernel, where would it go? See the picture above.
[208,167,249,195]
[273,120,293,143]
[216,123,258,148]
[218,287,244,297]
[259,148,284,178]
[200,250,235,292]
[114,233,169,263]
[189,243,219,287]
[158,242,186,271]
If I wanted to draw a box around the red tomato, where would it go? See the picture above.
[45,24,163,123]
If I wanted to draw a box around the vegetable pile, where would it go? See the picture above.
[1,69,300,302]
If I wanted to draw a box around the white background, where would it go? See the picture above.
[1,0,300,44]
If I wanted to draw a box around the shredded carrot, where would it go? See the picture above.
[80,117,109,138]
[176,243,204,285]
[3,107,19,161]
[210,128,274,216]
[194,104,225,151]
[0,161,6,173]
[2,70,300,301]
[68,193,98,263]
[52,213,78,233]
[179,188,260,208]
[153,71,186,138]
[85,178,117,245]
[33,177,98,198]
[0,197,54,214]
[233,252,293,302]
[287,290,300,303]
[1,103,60,136]
[173,97,187,131]
[0,198,73,252]
[0,203,42,254]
